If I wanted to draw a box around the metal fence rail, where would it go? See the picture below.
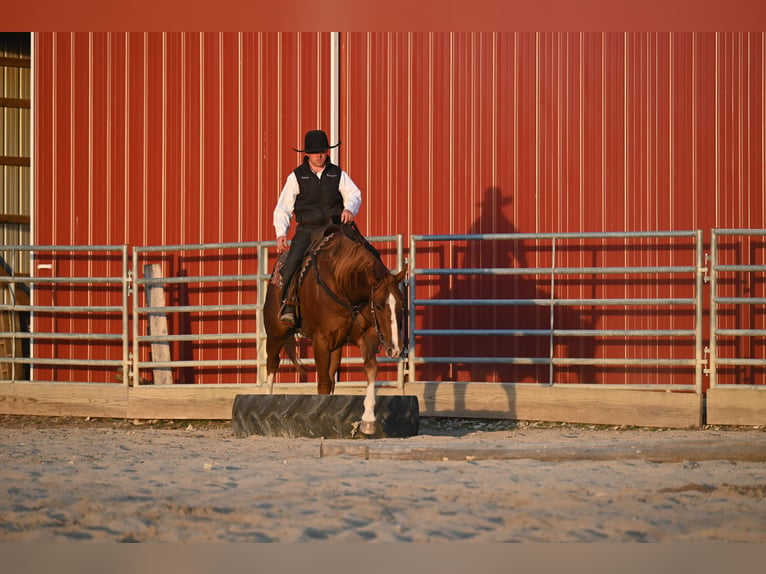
[2,230,763,394]
[0,245,129,383]
[1,236,404,387]
[131,241,267,387]
[408,230,705,392]
[709,229,766,388]
[130,235,406,388]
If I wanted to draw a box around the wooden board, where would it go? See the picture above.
[0,382,128,418]
[127,385,247,419]
[320,437,766,462]
[706,388,766,426]
[0,382,706,428]
[404,382,703,428]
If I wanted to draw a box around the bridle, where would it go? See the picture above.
[368,283,387,349]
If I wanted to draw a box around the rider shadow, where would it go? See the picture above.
[420,186,599,420]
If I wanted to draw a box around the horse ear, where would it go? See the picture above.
[393,263,408,284]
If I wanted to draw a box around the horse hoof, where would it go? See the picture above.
[360,420,377,435]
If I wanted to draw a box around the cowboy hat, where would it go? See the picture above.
[293,130,341,153]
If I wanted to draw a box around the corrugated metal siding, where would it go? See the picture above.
[341,32,764,237]
[33,32,336,383]
[35,32,334,248]
[340,32,765,386]
[31,32,766,385]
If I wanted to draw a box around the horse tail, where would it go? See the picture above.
[282,335,306,374]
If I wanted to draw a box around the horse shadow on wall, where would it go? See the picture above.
[419,187,599,418]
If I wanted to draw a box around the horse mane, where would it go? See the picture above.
[320,233,388,292]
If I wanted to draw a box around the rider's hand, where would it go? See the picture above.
[277,236,288,253]
[341,209,354,224]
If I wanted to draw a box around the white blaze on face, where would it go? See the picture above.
[386,292,400,351]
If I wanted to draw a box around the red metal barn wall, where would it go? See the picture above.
[340,33,765,386]
[32,32,765,386]
[33,32,338,384]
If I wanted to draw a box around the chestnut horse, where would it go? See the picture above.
[263,225,407,435]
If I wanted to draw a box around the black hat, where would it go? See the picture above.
[293,130,341,153]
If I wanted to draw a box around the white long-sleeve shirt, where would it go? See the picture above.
[273,166,363,238]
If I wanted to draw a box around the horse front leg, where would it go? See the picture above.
[329,347,343,391]
[360,351,379,436]
[313,339,335,395]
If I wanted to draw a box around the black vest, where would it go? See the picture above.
[292,158,344,228]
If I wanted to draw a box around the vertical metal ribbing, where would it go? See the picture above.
[180,33,186,246]
[162,32,168,248]
[142,32,148,247]
[123,33,129,246]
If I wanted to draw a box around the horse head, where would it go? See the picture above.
[370,265,408,359]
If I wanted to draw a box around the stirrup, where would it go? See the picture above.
[280,303,296,326]
[280,311,296,326]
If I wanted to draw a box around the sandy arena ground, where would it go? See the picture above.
[0,415,764,543]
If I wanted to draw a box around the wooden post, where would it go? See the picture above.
[144,264,173,385]
[0,311,22,381]
[0,268,25,381]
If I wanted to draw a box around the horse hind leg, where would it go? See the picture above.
[266,333,302,394]
[265,336,284,394]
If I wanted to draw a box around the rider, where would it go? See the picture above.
[273,130,362,326]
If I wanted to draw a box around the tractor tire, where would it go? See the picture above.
[231,394,419,439]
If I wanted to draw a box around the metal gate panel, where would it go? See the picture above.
[0,235,404,387]
[409,230,705,390]
[0,245,129,384]
[709,229,766,387]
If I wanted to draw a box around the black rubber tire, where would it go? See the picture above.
[231,394,419,439]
